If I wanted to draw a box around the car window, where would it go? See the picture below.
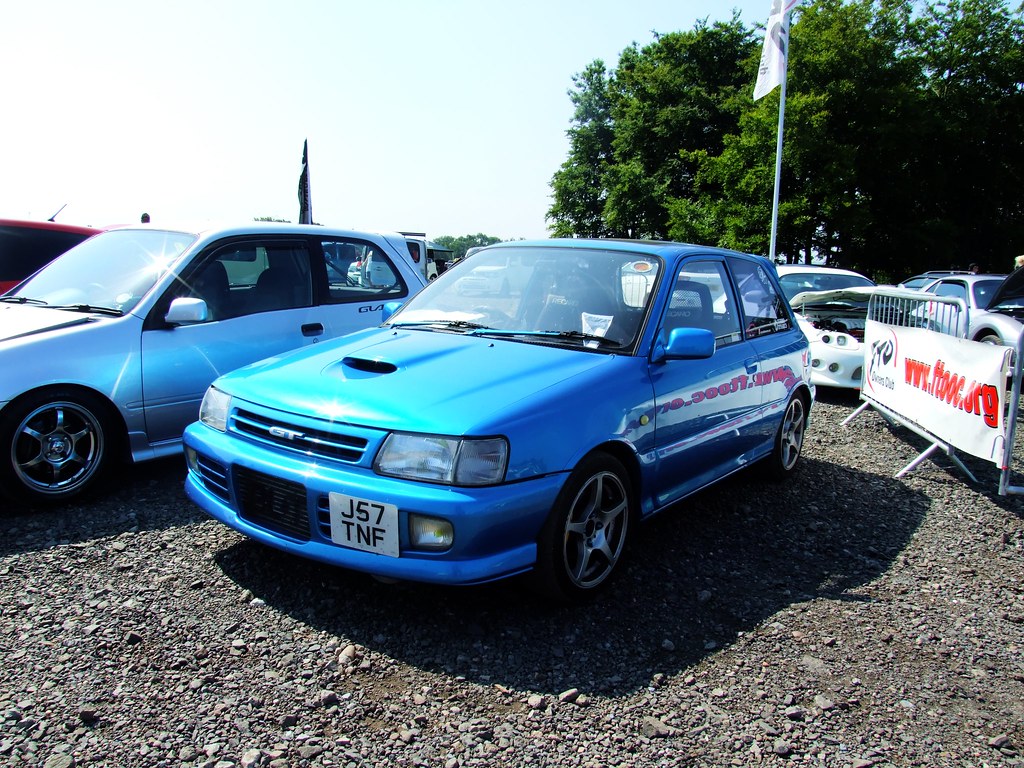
[901,276,934,290]
[932,280,967,302]
[0,225,96,285]
[728,257,792,337]
[777,271,874,300]
[667,260,742,346]
[172,240,313,321]
[322,239,406,302]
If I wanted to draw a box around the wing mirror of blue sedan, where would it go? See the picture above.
[652,326,716,363]
[165,297,210,325]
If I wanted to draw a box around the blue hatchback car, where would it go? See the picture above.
[184,240,813,600]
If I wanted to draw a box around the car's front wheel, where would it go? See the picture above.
[0,390,115,506]
[534,452,633,602]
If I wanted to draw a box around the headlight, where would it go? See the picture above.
[199,386,232,432]
[374,433,508,486]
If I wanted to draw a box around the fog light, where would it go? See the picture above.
[185,446,198,472]
[409,515,453,550]
[811,358,821,368]
[828,363,840,373]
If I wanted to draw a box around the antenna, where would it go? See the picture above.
[48,204,68,222]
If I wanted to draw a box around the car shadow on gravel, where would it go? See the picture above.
[212,455,929,699]
[0,456,201,556]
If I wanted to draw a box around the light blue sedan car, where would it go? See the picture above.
[184,240,812,600]
[0,222,426,506]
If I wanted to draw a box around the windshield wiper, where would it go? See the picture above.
[468,328,623,348]
[50,304,124,317]
[390,320,493,331]
[0,296,48,305]
[543,330,623,348]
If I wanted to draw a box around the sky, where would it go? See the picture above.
[2,0,771,241]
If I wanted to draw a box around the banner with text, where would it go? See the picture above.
[862,319,1012,463]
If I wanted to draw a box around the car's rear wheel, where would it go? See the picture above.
[760,392,808,480]
[0,390,115,506]
[534,453,632,602]
[977,332,1001,345]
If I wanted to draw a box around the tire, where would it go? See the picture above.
[534,453,633,602]
[0,389,115,506]
[759,392,808,480]
[977,333,1001,345]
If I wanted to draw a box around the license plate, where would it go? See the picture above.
[328,492,399,557]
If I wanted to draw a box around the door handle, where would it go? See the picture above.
[301,323,324,337]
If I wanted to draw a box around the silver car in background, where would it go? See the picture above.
[919,273,1023,346]
[0,222,426,506]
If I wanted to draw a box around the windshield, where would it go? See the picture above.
[971,279,1003,309]
[387,245,662,349]
[778,272,874,301]
[10,228,195,312]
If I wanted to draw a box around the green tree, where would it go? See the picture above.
[607,16,756,238]
[547,61,616,237]
[911,0,1024,273]
[548,0,1024,280]
[549,17,756,239]
[671,0,926,273]
[434,234,502,261]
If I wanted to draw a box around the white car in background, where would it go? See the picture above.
[776,265,876,389]
[454,248,534,296]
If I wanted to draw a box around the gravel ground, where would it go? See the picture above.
[1,392,1023,768]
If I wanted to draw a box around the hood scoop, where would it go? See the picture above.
[342,356,398,374]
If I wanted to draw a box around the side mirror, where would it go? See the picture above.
[381,301,403,323]
[652,326,715,363]
[165,297,209,325]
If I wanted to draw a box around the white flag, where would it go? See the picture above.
[754,0,799,101]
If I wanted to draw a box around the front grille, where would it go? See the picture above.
[195,454,230,503]
[235,466,310,541]
[232,409,369,464]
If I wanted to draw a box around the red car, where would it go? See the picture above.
[0,219,103,293]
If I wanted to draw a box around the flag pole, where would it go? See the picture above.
[768,55,788,264]
[754,0,798,264]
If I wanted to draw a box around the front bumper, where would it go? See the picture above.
[183,422,567,586]
[808,338,864,389]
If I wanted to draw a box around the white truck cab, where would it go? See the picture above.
[401,232,453,280]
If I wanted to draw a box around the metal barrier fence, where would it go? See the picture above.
[843,287,974,480]
[865,287,968,338]
[999,331,1024,495]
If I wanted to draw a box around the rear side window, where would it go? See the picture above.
[727,257,792,337]
[931,280,966,301]
[0,225,93,282]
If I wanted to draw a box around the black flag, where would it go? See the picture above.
[298,139,312,224]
